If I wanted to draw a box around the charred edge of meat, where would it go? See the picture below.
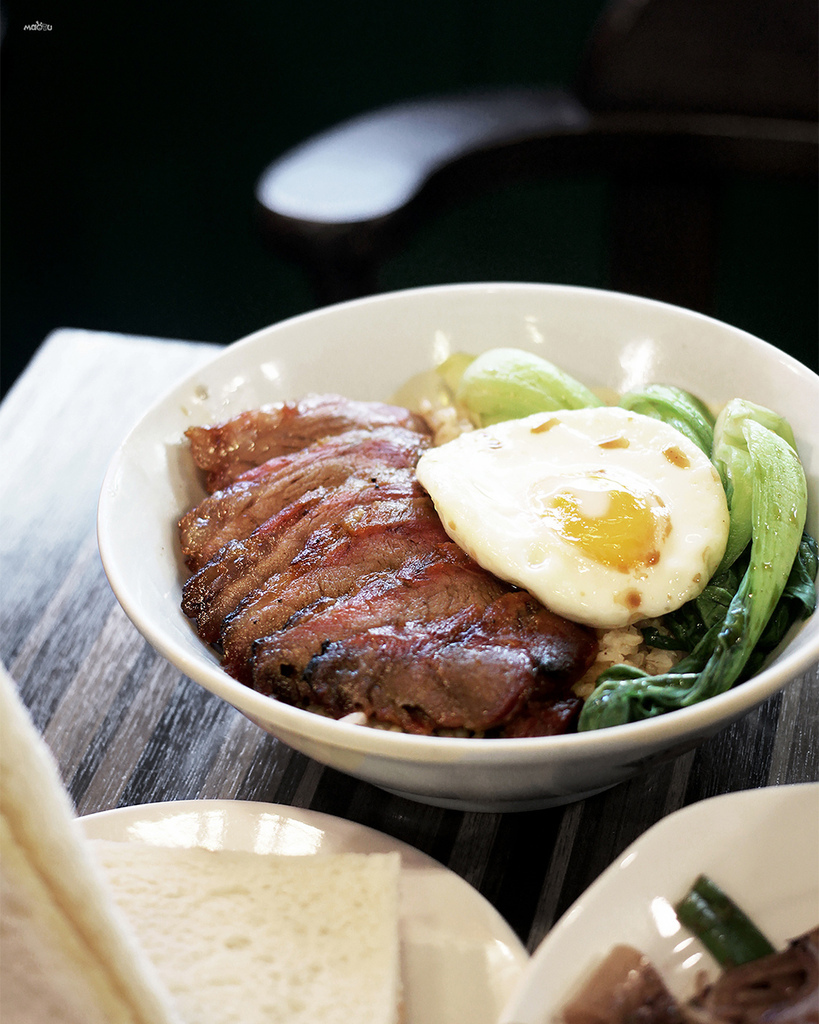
[251,589,597,736]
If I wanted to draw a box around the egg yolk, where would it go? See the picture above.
[535,475,670,573]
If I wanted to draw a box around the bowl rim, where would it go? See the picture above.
[97,281,819,764]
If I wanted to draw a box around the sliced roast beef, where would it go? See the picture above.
[182,473,423,642]
[179,393,599,737]
[219,502,451,682]
[185,393,431,492]
[287,592,594,734]
[179,425,429,571]
[250,551,513,702]
[182,487,327,642]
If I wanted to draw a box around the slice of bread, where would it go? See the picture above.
[0,663,182,1024]
[90,842,402,1024]
[0,662,403,1024]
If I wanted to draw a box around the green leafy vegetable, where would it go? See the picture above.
[455,347,603,426]
[745,532,818,675]
[675,875,776,968]
[619,384,715,455]
[712,399,799,572]
[578,402,813,730]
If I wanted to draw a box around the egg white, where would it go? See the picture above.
[416,407,730,628]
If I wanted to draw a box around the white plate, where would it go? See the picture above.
[79,798,528,1024]
[500,782,819,1023]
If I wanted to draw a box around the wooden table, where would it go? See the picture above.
[2,328,817,955]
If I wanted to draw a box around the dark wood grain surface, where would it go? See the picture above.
[2,328,817,954]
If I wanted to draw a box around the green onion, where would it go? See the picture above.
[675,875,776,967]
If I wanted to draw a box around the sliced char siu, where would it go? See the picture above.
[179,394,599,737]
[184,393,431,492]
[179,425,430,571]
[268,591,594,735]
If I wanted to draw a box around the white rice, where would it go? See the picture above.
[573,625,683,699]
[419,400,477,446]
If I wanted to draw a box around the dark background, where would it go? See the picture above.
[1,1,816,397]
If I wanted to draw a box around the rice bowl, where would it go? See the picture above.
[97,283,819,811]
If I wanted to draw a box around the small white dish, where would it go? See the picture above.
[499,782,819,1023]
[79,798,528,1024]
[97,282,819,811]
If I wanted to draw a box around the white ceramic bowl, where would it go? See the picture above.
[97,283,819,812]
[499,783,819,1023]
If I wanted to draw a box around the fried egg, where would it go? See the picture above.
[416,406,730,628]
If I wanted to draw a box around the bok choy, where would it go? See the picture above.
[619,384,715,456]
[454,347,603,425]
[578,400,815,730]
